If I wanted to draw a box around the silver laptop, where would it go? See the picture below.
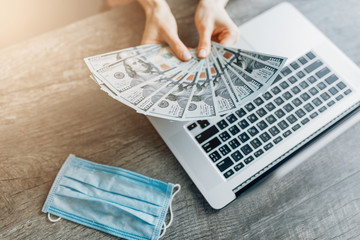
[148,2,360,209]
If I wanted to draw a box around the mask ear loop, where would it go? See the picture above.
[159,184,181,238]
[48,213,62,223]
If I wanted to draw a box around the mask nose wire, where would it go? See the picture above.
[48,213,62,222]
[159,184,181,238]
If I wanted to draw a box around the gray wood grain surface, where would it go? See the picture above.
[1,0,360,239]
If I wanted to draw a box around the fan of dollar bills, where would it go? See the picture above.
[84,42,287,121]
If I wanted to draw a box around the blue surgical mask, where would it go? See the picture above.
[42,154,180,240]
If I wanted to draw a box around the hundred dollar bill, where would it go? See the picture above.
[208,52,237,114]
[212,42,287,68]
[136,59,199,113]
[84,44,161,72]
[145,59,202,120]
[183,58,217,119]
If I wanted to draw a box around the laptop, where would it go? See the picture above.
[148,2,360,209]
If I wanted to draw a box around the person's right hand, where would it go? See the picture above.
[138,0,192,61]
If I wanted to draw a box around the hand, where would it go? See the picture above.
[138,0,192,61]
[195,0,239,58]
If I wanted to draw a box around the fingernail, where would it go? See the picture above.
[199,49,206,58]
[183,51,191,60]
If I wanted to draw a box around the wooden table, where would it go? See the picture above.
[1,0,360,239]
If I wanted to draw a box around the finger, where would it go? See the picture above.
[164,33,191,61]
[197,27,212,59]
[219,28,239,46]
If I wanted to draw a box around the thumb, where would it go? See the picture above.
[197,27,212,59]
[164,33,191,61]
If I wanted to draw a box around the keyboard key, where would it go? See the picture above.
[292,124,301,131]
[256,120,268,130]
[247,126,259,137]
[209,151,221,162]
[325,74,338,85]
[273,74,283,85]
[238,132,250,143]
[291,86,301,94]
[269,126,280,136]
[296,71,306,79]
[265,102,276,111]
[301,117,310,125]
[299,81,309,89]
[336,82,346,90]
[228,125,240,135]
[274,136,283,144]
[290,61,300,70]
[244,156,255,164]
[234,162,245,171]
[283,130,292,138]
[217,120,228,130]
[238,119,250,129]
[310,112,318,119]
[300,92,311,101]
[286,114,297,124]
[266,115,277,124]
[329,87,338,95]
[259,132,271,143]
[281,66,292,76]
[256,108,267,117]
[312,97,322,106]
[254,149,264,158]
[202,137,221,153]
[298,56,308,65]
[344,89,352,95]
[320,92,330,101]
[187,122,197,131]
[197,120,210,128]
[235,108,246,118]
[196,126,219,144]
[336,94,344,101]
[282,91,293,100]
[241,144,253,156]
[226,114,238,124]
[306,52,316,59]
[219,145,231,156]
[274,97,285,106]
[229,138,241,149]
[264,142,274,151]
[219,131,231,142]
[316,67,330,78]
[253,97,264,106]
[245,103,255,112]
[275,109,285,118]
[262,91,273,100]
[231,150,244,162]
[288,76,298,84]
[327,100,335,107]
[304,60,323,73]
[304,103,314,112]
[247,113,258,123]
[216,157,234,172]
[309,87,319,95]
[307,76,317,84]
[295,109,306,118]
[317,82,326,90]
[224,169,234,179]
[319,106,327,112]
[250,138,262,149]
[278,120,289,130]
[280,81,290,89]
[292,98,303,107]
[283,103,294,113]
[271,86,281,95]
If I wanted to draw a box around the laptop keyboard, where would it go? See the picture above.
[186,51,353,180]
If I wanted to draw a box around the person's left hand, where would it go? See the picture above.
[195,0,239,59]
